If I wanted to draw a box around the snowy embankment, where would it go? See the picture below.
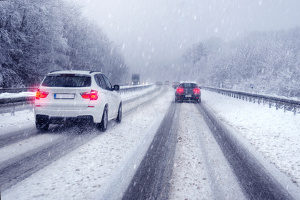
[120,85,156,101]
[0,92,35,99]
[202,90,300,186]
[3,88,173,200]
[0,86,158,136]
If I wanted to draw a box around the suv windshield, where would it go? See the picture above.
[42,74,91,87]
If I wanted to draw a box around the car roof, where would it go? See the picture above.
[180,81,198,84]
[48,70,103,75]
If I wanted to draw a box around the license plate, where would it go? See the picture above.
[186,95,192,98]
[54,93,75,99]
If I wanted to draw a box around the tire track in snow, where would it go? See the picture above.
[197,103,297,200]
[169,103,245,200]
[122,101,180,200]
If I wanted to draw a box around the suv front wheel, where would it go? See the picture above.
[116,103,122,123]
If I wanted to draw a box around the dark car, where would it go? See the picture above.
[175,82,201,103]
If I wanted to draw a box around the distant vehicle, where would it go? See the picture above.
[155,81,163,85]
[175,82,201,103]
[164,81,170,85]
[172,81,180,89]
[132,74,140,85]
[34,70,122,131]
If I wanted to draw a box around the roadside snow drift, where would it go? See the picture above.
[203,90,300,187]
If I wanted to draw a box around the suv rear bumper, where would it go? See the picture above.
[34,106,103,123]
[36,114,93,124]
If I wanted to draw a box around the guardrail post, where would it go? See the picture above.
[12,105,15,116]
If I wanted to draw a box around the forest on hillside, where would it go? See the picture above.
[181,28,300,98]
[0,0,128,88]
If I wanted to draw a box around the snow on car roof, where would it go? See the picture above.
[179,81,198,84]
[48,70,102,75]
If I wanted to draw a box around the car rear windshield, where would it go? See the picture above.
[180,83,198,88]
[42,74,91,87]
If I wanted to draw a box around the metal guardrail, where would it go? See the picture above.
[0,87,37,93]
[0,85,153,105]
[202,86,300,115]
[119,84,152,93]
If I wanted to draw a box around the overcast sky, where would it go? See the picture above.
[76,0,300,73]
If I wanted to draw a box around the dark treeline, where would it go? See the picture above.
[0,0,128,88]
[181,28,300,98]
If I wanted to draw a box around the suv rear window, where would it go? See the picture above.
[42,74,91,87]
[180,83,198,88]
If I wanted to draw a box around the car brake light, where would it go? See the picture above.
[176,87,184,94]
[193,88,200,94]
[81,90,98,100]
[36,89,49,99]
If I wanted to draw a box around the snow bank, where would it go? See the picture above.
[0,92,35,99]
[202,90,300,187]
[0,109,35,136]
[120,85,156,101]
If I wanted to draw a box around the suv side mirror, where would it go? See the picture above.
[113,85,120,91]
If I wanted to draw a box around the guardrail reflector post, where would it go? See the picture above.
[12,105,15,116]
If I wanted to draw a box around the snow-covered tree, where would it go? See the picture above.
[0,0,128,87]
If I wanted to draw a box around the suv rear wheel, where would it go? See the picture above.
[98,108,108,132]
[35,115,49,131]
[36,121,49,131]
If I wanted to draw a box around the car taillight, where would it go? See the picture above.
[193,88,200,94]
[176,87,184,94]
[81,90,98,100]
[36,89,49,99]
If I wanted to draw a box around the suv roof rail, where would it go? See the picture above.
[89,71,102,74]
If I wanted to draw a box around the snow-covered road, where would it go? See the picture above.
[1,86,172,199]
[1,86,300,200]
[169,103,245,200]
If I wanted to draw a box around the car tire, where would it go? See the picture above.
[116,103,122,123]
[98,107,108,132]
[36,121,49,131]
[198,98,202,103]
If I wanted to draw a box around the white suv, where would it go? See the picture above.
[34,70,122,131]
